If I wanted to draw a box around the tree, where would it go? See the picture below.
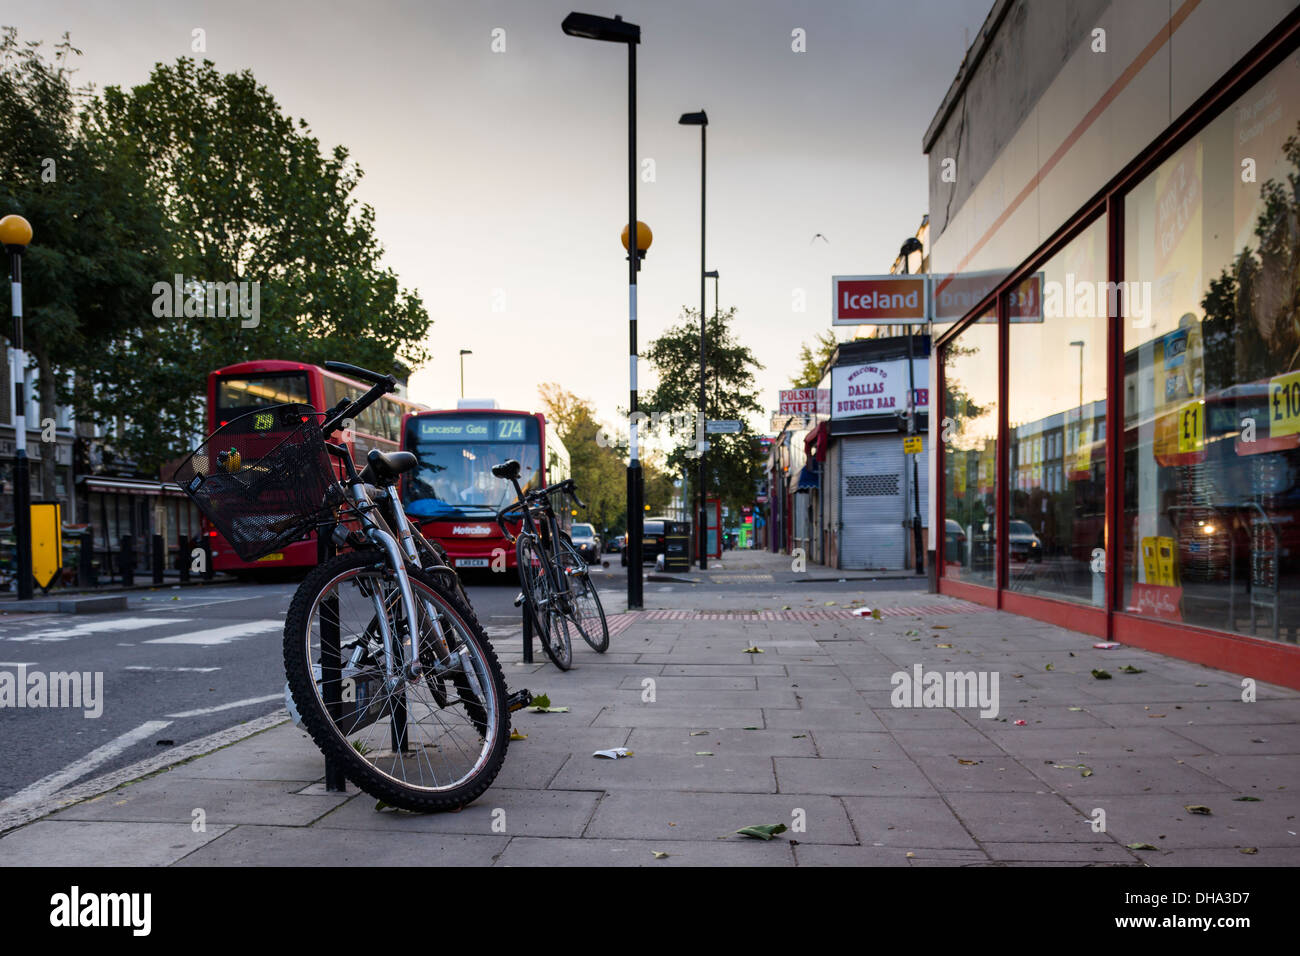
[0,28,169,493]
[791,329,838,387]
[538,384,629,535]
[644,307,765,515]
[77,56,432,468]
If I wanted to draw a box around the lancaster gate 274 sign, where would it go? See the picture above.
[833,275,929,326]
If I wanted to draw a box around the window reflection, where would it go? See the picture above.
[942,311,998,585]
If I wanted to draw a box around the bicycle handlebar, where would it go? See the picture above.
[319,363,397,436]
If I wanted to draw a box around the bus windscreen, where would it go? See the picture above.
[216,372,311,416]
[404,414,540,519]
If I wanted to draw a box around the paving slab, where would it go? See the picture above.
[774,757,937,797]
[314,788,601,838]
[550,753,777,794]
[494,835,794,866]
[584,790,855,844]
[624,727,819,757]
[840,796,981,850]
[0,821,232,866]
[50,776,346,827]
[175,825,508,866]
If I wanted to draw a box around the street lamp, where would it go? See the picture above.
[0,214,33,600]
[563,10,646,609]
[679,108,709,569]
[459,349,472,399]
[899,236,925,576]
[1070,340,1085,472]
[705,269,719,418]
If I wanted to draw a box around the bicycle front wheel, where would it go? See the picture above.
[517,534,571,670]
[284,550,510,812]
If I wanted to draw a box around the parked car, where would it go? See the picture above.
[1008,519,1043,562]
[568,523,601,563]
[605,534,624,554]
[621,519,667,566]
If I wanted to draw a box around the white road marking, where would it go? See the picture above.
[0,720,173,810]
[144,597,249,612]
[165,694,282,718]
[9,617,189,643]
[145,619,282,645]
[125,666,222,673]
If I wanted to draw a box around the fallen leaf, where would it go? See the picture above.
[781,605,791,610]
[1045,663,1054,671]
[1240,847,1259,855]
[651,851,669,859]
[695,751,714,756]
[527,706,570,713]
[689,730,708,736]
[742,645,765,654]
[509,729,527,740]
[936,643,953,648]
[1068,706,1083,712]
[1184,805,1212,815]
[824,601,836,606]
[1119,665,1145,674]
[530,693,551,708]
[1127,842,1158,851]
[792,734,807,738]
[742,726,759,730]
[905,851,915,858]
[1091,669,1112,680]
[736,823,788,841]
[904,629,919,636]
[956,758,979,765]
[931,625,950,630]
[1234,796,1262,802]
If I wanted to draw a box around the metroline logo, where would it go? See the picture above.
[833,275,928,325]
[452,525,492,535]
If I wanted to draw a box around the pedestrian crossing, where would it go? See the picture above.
[0,614,285,646]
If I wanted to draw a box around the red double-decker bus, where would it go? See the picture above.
[205,360,427,575]
[401,406,569,571]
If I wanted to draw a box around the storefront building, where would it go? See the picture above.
[926,0,1300,686]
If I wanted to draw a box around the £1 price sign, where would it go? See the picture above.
[1177,400,1205,454]
[1270,370,1300,439]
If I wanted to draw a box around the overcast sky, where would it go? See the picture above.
[10,0,991,435]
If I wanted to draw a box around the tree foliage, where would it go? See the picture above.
[644,307,765,514]
[791,329,838,388]
[1,33,433,472]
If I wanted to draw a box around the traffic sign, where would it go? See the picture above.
[903,435,923,455]
[706,420,742,434]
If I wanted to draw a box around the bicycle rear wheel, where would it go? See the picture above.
[284,550,510,811]
[517,534,571,670]
[559,538,609,653]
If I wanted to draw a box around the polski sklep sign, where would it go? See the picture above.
[831,358,928,417]
[778,388,828,416]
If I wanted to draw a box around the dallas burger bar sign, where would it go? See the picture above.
[831,359,928,416]
[832,274,929,326]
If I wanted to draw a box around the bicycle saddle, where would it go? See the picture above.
[361,449,417,486]
[492,459,522,480]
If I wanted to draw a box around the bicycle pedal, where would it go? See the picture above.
[506,689,533,713]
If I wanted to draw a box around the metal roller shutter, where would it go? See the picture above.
[839,436,905,569]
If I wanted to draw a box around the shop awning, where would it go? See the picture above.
[795,464,820,492]
[804,420,831,462]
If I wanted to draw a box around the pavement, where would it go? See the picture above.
[1,548,1298,867]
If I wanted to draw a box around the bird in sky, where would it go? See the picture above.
[810,233,829,244]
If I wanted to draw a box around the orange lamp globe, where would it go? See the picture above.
[0,214,33,248]
[620,220,652,253]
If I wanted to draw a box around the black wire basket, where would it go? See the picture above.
[171,404,342,562]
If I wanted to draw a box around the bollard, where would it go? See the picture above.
[178,531,190,583]
[77,534,95,587]
[152,534,164,585]
[317,526,346,793]
[120,535,135,587]
[522,601,534,663]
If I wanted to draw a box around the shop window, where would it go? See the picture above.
[1122,52,1300,643]
[941,307,998,585]
[1007,217,1109,605]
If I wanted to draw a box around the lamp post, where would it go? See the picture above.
[899,236,925,576]
[705,269,719,418]
[1,214,33,600]
[679,109,709,569]
[1070,340,1085,470]
[459,349,472,399]
[563,10,646,608]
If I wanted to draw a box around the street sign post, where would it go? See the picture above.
[706,420,742,434]
[903,435,923,455]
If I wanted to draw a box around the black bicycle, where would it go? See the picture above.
[492,460,609,670]
[174,362,527,812]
